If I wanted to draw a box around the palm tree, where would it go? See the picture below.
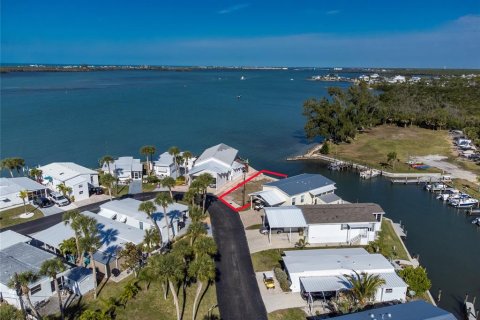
[140,145,156,175]
[154,192,174,243]
[197,173,214,213]
[192,236,217,259]
[142,228,160,253]
[0,157,25,177]
[29,167,43,182]
[182,151,193,175]
[187,221,207,246]
[56,183,72,198]
[79,216,102,299]
[344,271,386,308]
[40,258,67,320]
[149,255,169,300]
[100,296,121,319]
[138,201,163,245]
[100,173,116,201]
[18,190,29,214]
[7,271,42,320]
[63,210,83,265]
[175,154,184,175]
[137,266,155,291]
[164,253,185,320]
[59,237,78,262]
[160,176,176,199]
[119,281,140,307]
[183,188,197,208]
[168,146,180,176]
[99,155,114,173]
[188,255,216,320]
[189,206,206,223]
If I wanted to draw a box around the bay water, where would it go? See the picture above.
[1,70,479,317]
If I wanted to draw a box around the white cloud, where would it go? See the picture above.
[218,3,249,14]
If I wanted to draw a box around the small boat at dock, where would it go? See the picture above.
[436,188,460,201]
[472,217,480,226]
[425,183,447,192]
[449,197,479,208]
[359,169,381,179]
[464,300,477,320]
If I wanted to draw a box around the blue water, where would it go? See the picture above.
[1,70,479,318]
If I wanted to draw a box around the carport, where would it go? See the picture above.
[300,276,350,312]
[250,190,285,208]
[264,206,307,243]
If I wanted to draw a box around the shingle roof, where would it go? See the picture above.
[317,193,342,204]
[265,174,335,196]
[0,242,56,285]
[195,143,238,167]
[301,203,384,224]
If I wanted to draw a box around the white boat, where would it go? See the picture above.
[450,198,479,208]
[359,169,381,179]
[426,183,447,192]
[472,217,480,225]
[436,189,460,201]
[240,76,246,80]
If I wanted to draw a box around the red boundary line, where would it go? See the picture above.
[218,169,288,212]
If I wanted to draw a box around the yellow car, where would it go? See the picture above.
[263,272,275,289]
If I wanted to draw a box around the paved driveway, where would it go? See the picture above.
[208,198,268,320]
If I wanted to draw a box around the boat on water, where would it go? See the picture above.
[425,183,447,192]
[436,188,460,201]
[449,197,479,208]
[240,76,246,80]
[328,162,345,171]
[464,300,477,320]
[472,217,480,226]
[359,169,381,179]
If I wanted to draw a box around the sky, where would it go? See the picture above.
[1,0,480,68]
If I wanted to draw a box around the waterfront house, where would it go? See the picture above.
[38,162,99,201]
[331,300,456,320]
[0,177,48,210]
[102,156,143,183]
[263,203,383,245]
[250,173,341,208]
[282,248,407,304]
[32,211,145,278]
[189,143,245,190]
[97,197,189,241]
[0,232,93,309]
[153,152,177,178]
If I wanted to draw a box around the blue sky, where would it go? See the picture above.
[1,0,479,67]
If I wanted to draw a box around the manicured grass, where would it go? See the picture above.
[142,183,157,192]
[332,125,451,172]
[70,275,219,320]
[113,184,131,197]
[251,249,284,272]
[372,219,410,261]
[268,308,307,320]
[0,204,44,229]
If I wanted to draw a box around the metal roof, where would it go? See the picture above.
[284,248,368,258]
[195,143,238,167]
[265,174,335,196]
[0,230,31,250]
[283,251,394,274]
[155,152,174,166]
[331,301,456,320]
[189,161,230,176]
[264,206,307,228]
[39,162,97,182]
[300,272,406,293]
[64,267,92,282]
[0,242,56,286]
[317,193,342,203]
[0,177,46,196]
[104,157,143,176]
[301,203,383,224]
[250,189,286,206]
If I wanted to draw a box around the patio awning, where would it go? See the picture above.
[250,190,285,206]
[264,206,307,228]
[300,276,351,293]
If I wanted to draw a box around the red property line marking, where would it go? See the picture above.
[218,169,287,212]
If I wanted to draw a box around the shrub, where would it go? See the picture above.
[398,266,431,296]
[319,142,330,155]
[146,176,160,184]
[0,304,23,320]
[274,267,291,292]
[176,176,186,185]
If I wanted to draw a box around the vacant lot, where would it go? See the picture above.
[332,125,452,172]
[0,205,44,229]
[228,178,274,205]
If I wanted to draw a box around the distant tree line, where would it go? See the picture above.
[303,78,480,143]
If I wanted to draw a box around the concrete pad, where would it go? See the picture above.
[255,272,306,313]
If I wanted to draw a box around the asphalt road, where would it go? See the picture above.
[208,197,268,320]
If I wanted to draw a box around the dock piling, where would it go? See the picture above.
[465,294,469,304]
[473,296,477,305]
[437,289,442,302]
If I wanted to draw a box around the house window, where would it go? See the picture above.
[385,289,393,293]
[292,197,296,205]
[31,284,42,295]
[78,184,83,188]
[300,195,305,203]
[79,191,83,195]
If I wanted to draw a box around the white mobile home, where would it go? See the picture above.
[0,177,48,210]
[102,156,143,183]
[250,174,342,208]
[39,162,99,201]
[283,248,407,303]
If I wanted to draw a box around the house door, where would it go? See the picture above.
[139,221,143,230]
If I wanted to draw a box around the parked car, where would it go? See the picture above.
[263,272,275,289]
[33,196,54,208]
[49,192,70,206]
[89,186,104,196]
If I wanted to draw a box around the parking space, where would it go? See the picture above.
[255,272,306,313]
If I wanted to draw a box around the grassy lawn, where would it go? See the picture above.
[372,219,410,261]
[252,249,284,272]
[331,125,452,172]
[0,205,44,229]
[451,158,480,177]
[69,275,219,320]
[268,308,307,320]
[449,179,480,200]
[142,183,157,193]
